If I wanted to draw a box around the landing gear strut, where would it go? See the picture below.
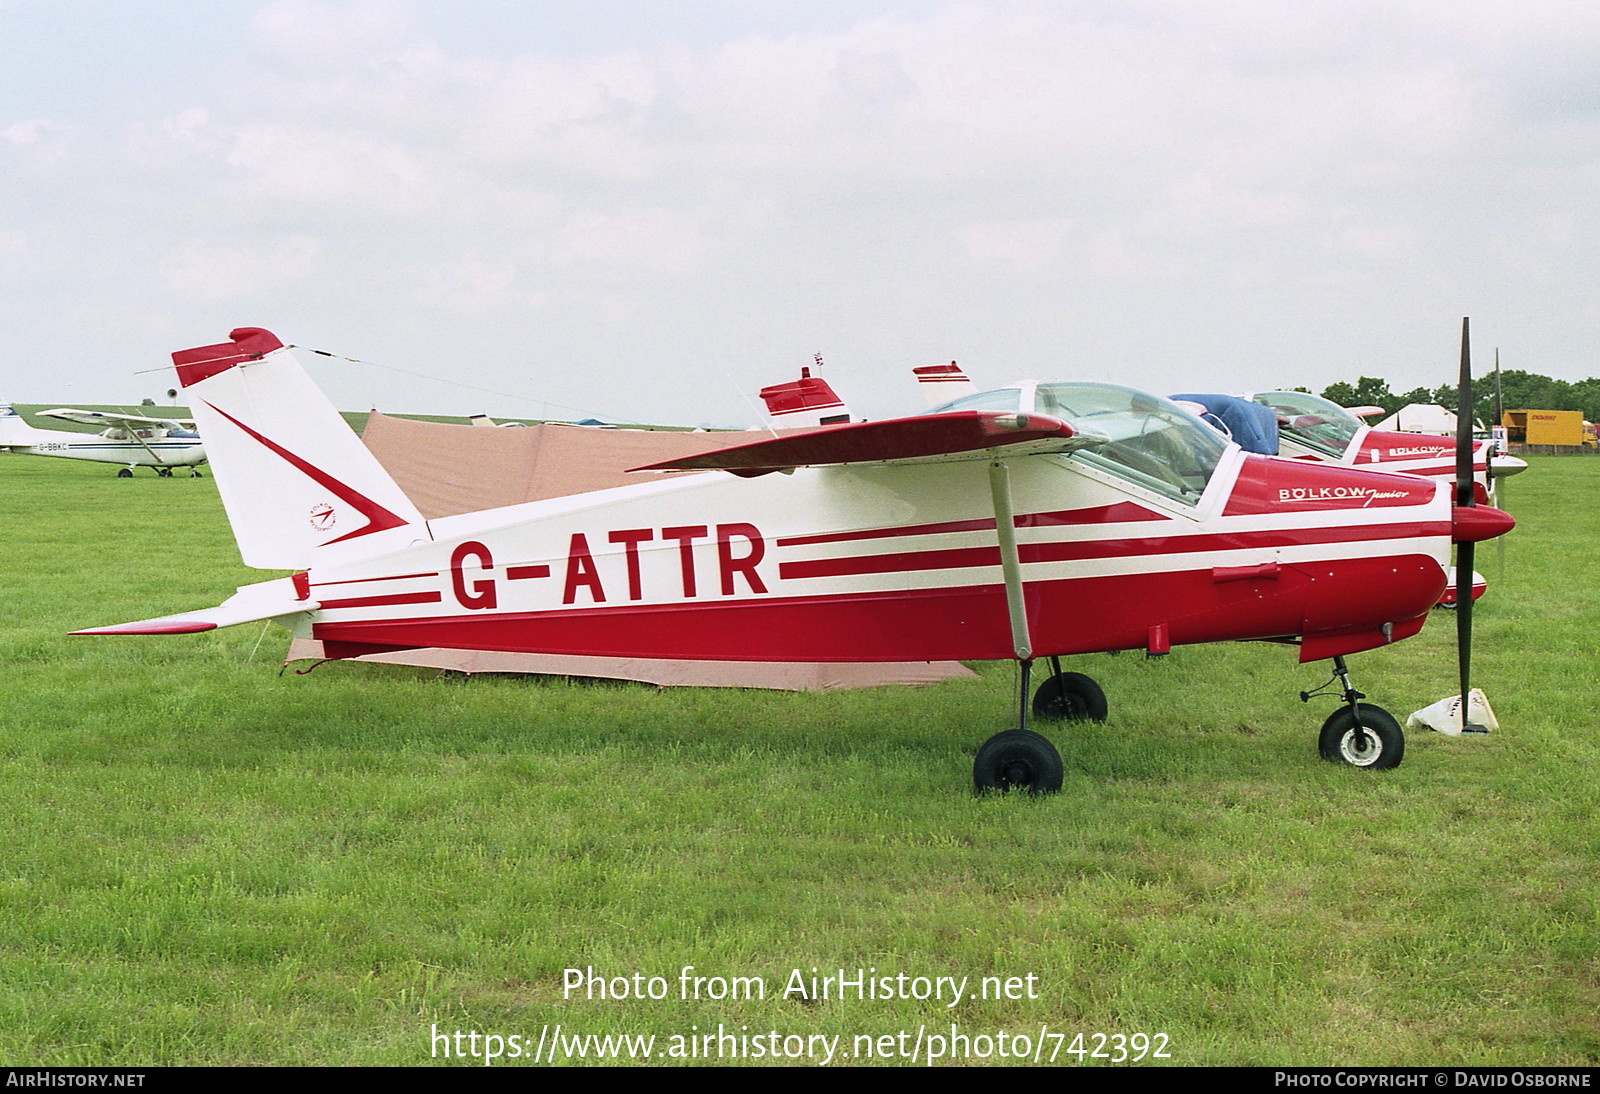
[1031,656,1108,722]
[1302,656,1404,770]
[973,658,1092,795]
[974,659,1065,795]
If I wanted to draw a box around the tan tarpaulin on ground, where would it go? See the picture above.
[357,412,756,518]
[283,638,973,691]
[283,413,975,691]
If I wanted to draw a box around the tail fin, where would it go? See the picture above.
[914,361,976,407]
[0,403,44,445]
[758,367,853,428]
[172,328,428,570]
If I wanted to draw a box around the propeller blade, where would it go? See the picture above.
[1454,318,1486,733]
[1457,318,1474,508]
[1456,540,1475,728]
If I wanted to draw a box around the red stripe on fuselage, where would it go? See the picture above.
[318,591,444,610]
[311,554,1445,664]
[774,501,1166,548]
[777,519,1447,580]
[309,571,440,588]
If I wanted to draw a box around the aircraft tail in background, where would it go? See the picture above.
[0,404,44,446]
[757,365,853,428]
[913,361,976,406]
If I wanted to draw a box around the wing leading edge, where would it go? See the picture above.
[631,410,1096,477]
[38,409,198,429]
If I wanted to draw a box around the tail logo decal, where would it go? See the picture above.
[203,401,413,546]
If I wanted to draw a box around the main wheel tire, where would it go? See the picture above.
[1318,704,1404,770]
[973,729,1064,795]
[116,468,133,478]
[1032,671,1108,722]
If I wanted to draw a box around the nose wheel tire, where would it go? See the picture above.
[1318,704,1404,770]
[974,729,1064,795]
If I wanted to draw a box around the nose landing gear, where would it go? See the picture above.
[1302,656,1404,770]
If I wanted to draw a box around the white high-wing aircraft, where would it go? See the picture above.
[0,404,206,476]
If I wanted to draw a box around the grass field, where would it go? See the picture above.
[1,454,1596,1067]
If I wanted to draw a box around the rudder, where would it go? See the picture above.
[173,328,428,570]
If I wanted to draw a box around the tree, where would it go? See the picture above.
[1321,376,1398,414]
[1318,367,1600,425]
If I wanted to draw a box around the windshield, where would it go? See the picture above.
[1250,391,1362,458]
[935,382,1226,504]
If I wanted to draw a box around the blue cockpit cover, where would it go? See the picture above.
[1170,393,1280,455]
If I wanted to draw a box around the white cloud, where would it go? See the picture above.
[161,235,323,303]
[5,1,1600,418]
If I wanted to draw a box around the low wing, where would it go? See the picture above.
[630,410,1099,477]
[39,409,197,429]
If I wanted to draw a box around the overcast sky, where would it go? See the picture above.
[3,0,1597,425]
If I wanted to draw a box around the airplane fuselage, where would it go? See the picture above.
[5,433,207,468]
[295,443,1450,667]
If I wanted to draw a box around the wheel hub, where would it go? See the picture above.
[1340,729,1382,766]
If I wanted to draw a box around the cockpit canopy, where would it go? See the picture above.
[1249,391,1364,458]
[932,381,1228,504]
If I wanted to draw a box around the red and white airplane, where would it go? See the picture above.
[75,327,1513,792]
[1241,389,1531,491]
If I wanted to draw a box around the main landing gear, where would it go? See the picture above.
[972,657,1107,795]
[116,467,203,478]
[1301,656,1404,770]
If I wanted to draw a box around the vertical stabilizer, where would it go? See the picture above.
[0,404,44,446]
[914,361,976,407]
[758,366,853,428]
[172,328,429,569]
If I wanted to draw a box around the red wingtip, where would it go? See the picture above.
[71,621,219,635]
[171,327,285,388]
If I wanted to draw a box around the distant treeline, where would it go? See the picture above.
[1319,371,1600,423]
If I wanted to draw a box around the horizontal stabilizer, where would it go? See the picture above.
[632,410,1091,476]
[72,578,315,636]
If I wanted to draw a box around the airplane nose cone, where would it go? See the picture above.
[1452,504,1515,543]
[1489,454,1528,478]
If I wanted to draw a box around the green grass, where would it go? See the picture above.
[0,454,1596,1066]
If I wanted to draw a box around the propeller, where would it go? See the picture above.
[1454,318,1487,734]
[1493,349,1507,580]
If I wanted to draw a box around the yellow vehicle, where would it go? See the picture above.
[1501,409,1596,450]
